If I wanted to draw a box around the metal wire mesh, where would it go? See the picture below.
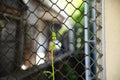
[0,0,103,80]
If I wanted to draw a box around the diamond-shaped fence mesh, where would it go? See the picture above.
[0,0,103,80]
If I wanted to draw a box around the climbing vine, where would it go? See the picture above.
[43,25,56,80]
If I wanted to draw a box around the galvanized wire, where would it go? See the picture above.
[0,0,103,80]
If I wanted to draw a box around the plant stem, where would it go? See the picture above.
[51,30,56,80]
[51,48,55,80]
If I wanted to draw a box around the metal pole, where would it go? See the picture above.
[91,0,97,79]
[84,0,91,80]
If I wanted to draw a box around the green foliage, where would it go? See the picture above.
[72,2,84,23]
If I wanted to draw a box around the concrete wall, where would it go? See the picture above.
[105,0,120,80]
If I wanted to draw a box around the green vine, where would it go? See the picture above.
[43,25,56,80]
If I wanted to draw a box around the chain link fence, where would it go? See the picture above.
[0,0,103,80]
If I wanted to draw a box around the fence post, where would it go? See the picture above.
[84,0,91,80]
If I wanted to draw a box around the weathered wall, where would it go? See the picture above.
[105,0,120,80]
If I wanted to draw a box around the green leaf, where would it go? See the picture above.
[43,71,52,74]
